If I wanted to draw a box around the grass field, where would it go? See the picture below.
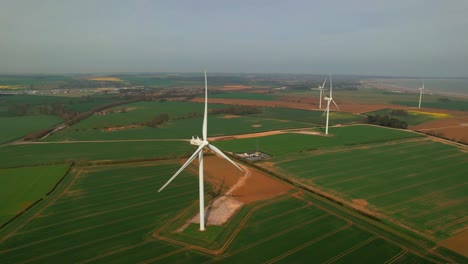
[0,165,70,226]
[0,115,63,144]
[0,161,460,263]
[365,108,451,125]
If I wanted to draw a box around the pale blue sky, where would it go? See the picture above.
[1,0,467,77]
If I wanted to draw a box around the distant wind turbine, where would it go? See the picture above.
[316,78,327,110]
[323,73,340,135]
[158,72,243,231]
[418,81,424,109]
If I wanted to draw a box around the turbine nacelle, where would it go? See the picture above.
[190,136,205,146]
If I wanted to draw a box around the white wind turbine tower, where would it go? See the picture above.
[158,72,243,231]
[418,81,424,109]
[316,78,327,110]
[323,73,340,135]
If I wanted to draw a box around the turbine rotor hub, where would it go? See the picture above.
[190,136,205,146]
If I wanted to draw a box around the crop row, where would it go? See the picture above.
[273,139,467,240]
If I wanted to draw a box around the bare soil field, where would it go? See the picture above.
[438,229,468,257]
[182,154,291,228]
[188,154,291,204]
[414,114,468,144]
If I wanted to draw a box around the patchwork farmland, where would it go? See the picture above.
[1,75,467,263]
[0,161,462,263]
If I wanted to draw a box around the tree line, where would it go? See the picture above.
[367,115,408,129]
[209,105,262,115]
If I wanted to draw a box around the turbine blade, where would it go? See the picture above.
[208,144,243,172]
[332,99,340,111]
[321,78,327,89]
[322,107,328,116]
[329,73,333,98]
[202,71,208,141]
[158,145,205,192]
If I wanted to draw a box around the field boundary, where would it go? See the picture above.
[0,166,80,242]
[0,163,73,231]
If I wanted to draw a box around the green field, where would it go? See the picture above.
[0,161,459,263]
[119,76,199,87]
[215,125,468,240]
[0,141,193,168]
[216,125,422,158]
[66,101,211,129]
[276,139,467,240]
[252,107,363,124]
[224,128,467,241]
[0,164,69,225]
[44,115,315,141]
[0,115,63,144]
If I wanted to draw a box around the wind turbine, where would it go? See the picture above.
[158,72,243,231]
[323,73,340,135]
[316,78,327,110]
[418,81,424,108]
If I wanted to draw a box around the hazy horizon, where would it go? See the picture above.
[2,1,468,77]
